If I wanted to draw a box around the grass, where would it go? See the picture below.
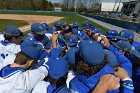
[0,12,109,34]
[0,19,29,32]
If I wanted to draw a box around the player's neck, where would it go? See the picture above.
[10,63,26,69]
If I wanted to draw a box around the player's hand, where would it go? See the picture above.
[52,32,58,42]
[92,74,120,93]
[114,67,130,80]
[102,36,110,48]
[66,32,73,39]
[101,74,120,90]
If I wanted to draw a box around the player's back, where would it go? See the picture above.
[0,41,20,62]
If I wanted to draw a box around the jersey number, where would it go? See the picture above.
[1,53,8,59]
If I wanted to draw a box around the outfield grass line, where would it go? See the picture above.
[0,12,109,35]
[0,19,29,32]
[19,17,63,32]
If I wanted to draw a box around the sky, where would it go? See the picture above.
[48,0,136,3]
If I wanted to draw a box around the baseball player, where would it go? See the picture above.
[66,38,133,93]
[0,25,23,66]
[72,22,80,29]
[0,45,48,93]
[22,23,51,61]
[82,20,90,28]
[92,67,134,93]
[116,30,140,93]
[41,23,49,30]
[54,21,62,31]
[31,57,69,93]
[0,32,69,93]
[31,32,69,93]
[23,23,49,49]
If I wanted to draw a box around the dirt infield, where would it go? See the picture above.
[0,14,63,32]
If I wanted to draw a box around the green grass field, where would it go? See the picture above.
[0,19,29,32]
[0,12,109,34]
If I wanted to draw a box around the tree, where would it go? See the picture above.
[0,0,54,10]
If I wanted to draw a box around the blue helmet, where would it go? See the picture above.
[54,21,61,27]
[73,22,80,27]
[41,23,49,30]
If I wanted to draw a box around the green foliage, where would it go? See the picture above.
[0,0,54,10]
[0,19,29,32]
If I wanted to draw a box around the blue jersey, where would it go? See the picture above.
[131,41,140,93]
[23,36,49,48]
[132,41,140,49]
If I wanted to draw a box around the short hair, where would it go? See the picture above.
[14,51,34,65]
[4,34,14,41]
[4,34,20,41]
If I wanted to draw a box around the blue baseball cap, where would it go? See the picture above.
[73,22,79,27]
[104,50,118,68]
[83,20,90,27]
[4,25,22,36]
[111,40,140,58]
[21,45,42,61]
[79,40,104,65]
[66,47,79,64]
[48,57,69,79]
[62,22,68,27]
[31,23,47,35]
[106,30,118,39]
[41,23,49,30]
[67,35,78,46]
[94,28,102,34]
[117,30,134,40]
[48,26,56,34]
[54,21,61,27]
[21,40,43,51]
[89,24,95,31]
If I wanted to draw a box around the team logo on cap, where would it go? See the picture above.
[70,39,72,42]
[39,26,44,30]
[120,32,125,36]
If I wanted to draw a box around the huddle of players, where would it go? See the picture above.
[0,20,139,93]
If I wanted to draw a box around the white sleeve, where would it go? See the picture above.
[15,45,21,53]
[18,66,48,90]
[66,70,76,88]
[45,33,52,40]
[32,81,50,93]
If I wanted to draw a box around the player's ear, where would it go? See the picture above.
[27,59,34,67]
[11,37,17,42]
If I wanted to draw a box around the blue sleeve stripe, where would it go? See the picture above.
[122,84,134,90]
